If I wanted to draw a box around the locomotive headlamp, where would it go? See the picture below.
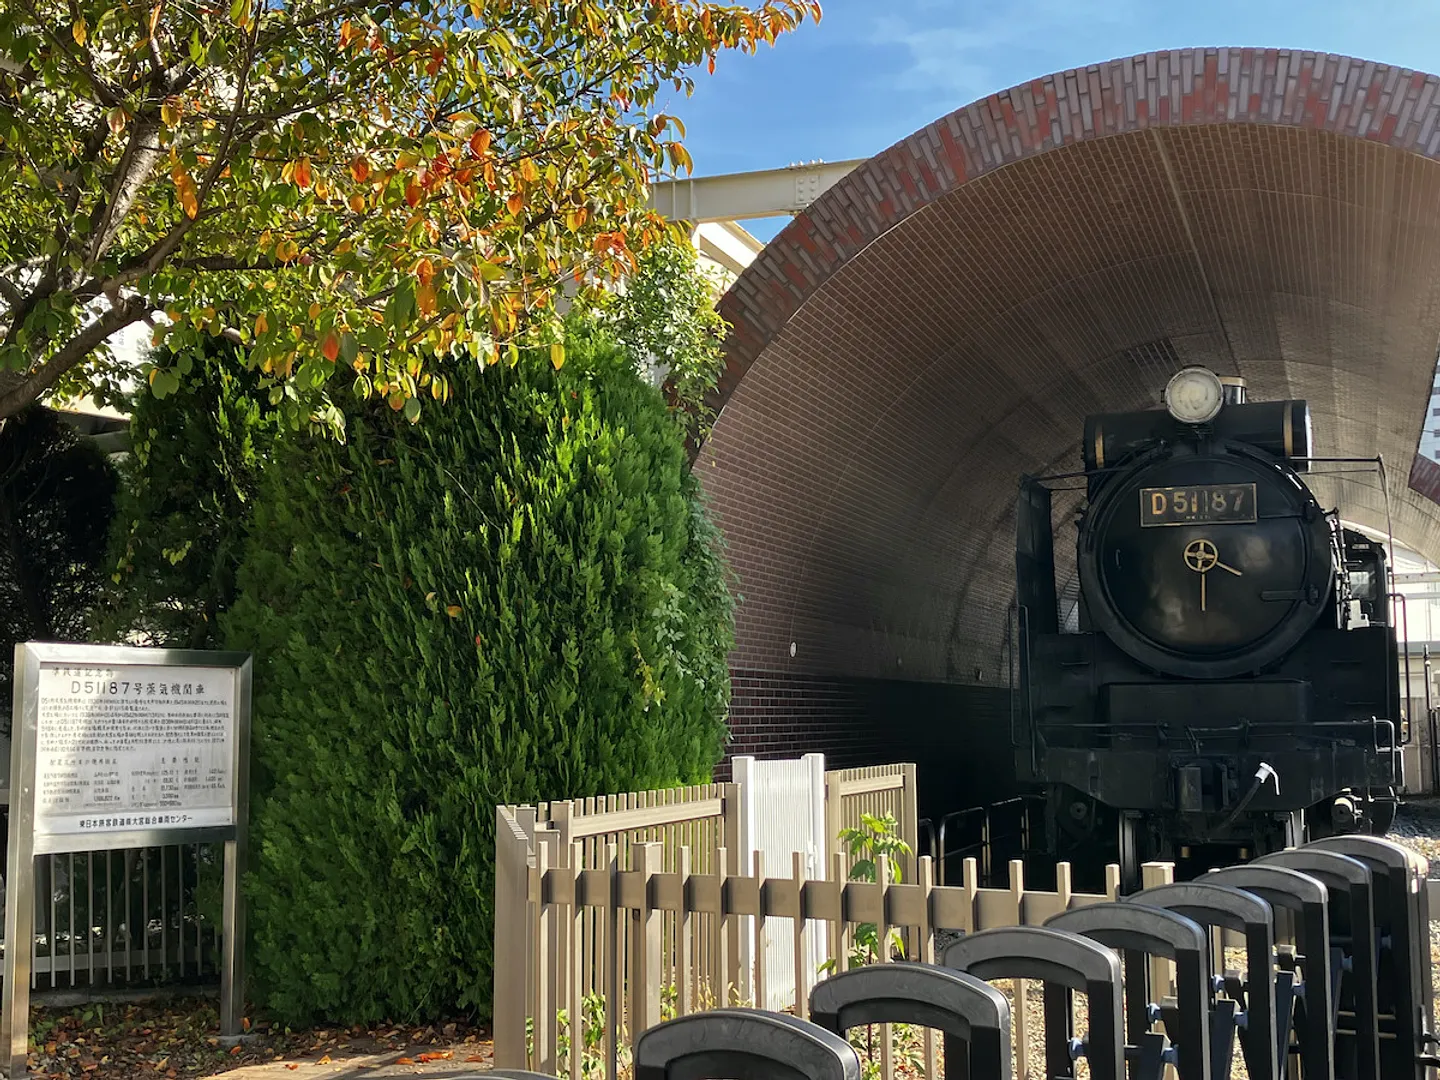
[1164,366,1225,424]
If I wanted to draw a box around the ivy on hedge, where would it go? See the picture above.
[222,321,734,1023]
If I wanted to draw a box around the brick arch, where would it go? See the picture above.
[699,49,1440,799]
[712,49,1440,418]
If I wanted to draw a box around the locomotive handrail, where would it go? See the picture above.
[1390,589,1410,747]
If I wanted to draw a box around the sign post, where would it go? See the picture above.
[0,643,252,1078]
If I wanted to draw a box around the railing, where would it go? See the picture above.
[5,844,221,992]
[494,801,1129,1079]
[494,763,925,1076]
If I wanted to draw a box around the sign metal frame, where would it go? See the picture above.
[0,643,252,1077]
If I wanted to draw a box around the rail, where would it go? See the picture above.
[1,844,221,992]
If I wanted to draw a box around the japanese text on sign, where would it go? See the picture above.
[34,664,236,835]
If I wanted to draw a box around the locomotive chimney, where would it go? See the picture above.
[1219,375,1248,406]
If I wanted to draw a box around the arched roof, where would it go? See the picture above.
[699,48,1440,687]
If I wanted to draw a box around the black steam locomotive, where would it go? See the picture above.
[1015,366,1402,888]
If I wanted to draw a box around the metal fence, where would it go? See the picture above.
[9,843,222,992]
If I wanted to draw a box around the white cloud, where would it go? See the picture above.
[868,0,1146,104]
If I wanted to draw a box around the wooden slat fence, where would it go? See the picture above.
[824,764,918,882]
[496,797,1132,1079]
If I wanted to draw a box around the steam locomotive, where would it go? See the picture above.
[1015,366,1402,888]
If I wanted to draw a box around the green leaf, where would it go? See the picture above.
[0,0,817,424]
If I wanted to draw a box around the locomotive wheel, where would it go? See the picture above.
[1365,793,1398,836]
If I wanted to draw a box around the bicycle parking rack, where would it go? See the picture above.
[941,924,1125,1080]
[808,961,1012,1080]
[1198,862,1334,1080]
[631,1007,862,1080]
[1305,835,1439,1079]
[1127,880,1279,1080]
[1255,847,1381,1080]
[1044,901,1211,1080]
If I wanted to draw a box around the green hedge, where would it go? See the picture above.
[223,324,733,1023]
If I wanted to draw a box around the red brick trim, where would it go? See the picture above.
[711,49,1440,433]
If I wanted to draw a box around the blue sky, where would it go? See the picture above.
[658,0,1440,240]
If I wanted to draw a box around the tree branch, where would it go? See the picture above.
[85,108,168,267]
[0,296,150,419]
[171,255,282,273]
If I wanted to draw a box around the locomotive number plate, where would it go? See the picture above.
[1139,483,1257,527]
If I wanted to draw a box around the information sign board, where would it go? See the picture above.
[2,644,252,1077]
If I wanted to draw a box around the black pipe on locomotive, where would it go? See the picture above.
[1014,366,1401,889]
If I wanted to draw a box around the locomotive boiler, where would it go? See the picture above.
[1014,366,1402,887]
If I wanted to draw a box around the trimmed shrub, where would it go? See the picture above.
[102,339,276,649]
[0,407,117,727]
[222,322,733,1023]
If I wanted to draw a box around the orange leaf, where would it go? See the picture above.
[414,257,435,286]
[172,169,199,219]
[285,1065,298,1071]
[465,1055,486,1063]
[317,1055,332,1065]
[293,157,312,188]
[506,192,523,216]
[321,331,340,363]
[229,1046,242,1056]
[350,156,370,182]
[418,1051,453,1062]
[416,283,437,316]
[444,606,461,618]
[468,129,492,157]
[519,158,538,183]
[707,54,716,74]
[349,193,366,213]
[396,1058,415,1065]
[405,181,423,207]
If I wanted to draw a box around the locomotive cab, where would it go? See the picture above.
[1016,366,1401,888]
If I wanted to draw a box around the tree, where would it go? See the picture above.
[0,406,117,726]
[587,228,727,437]
[222,318,733,1021]
[0,0,819,434]
[100,336,277,649]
